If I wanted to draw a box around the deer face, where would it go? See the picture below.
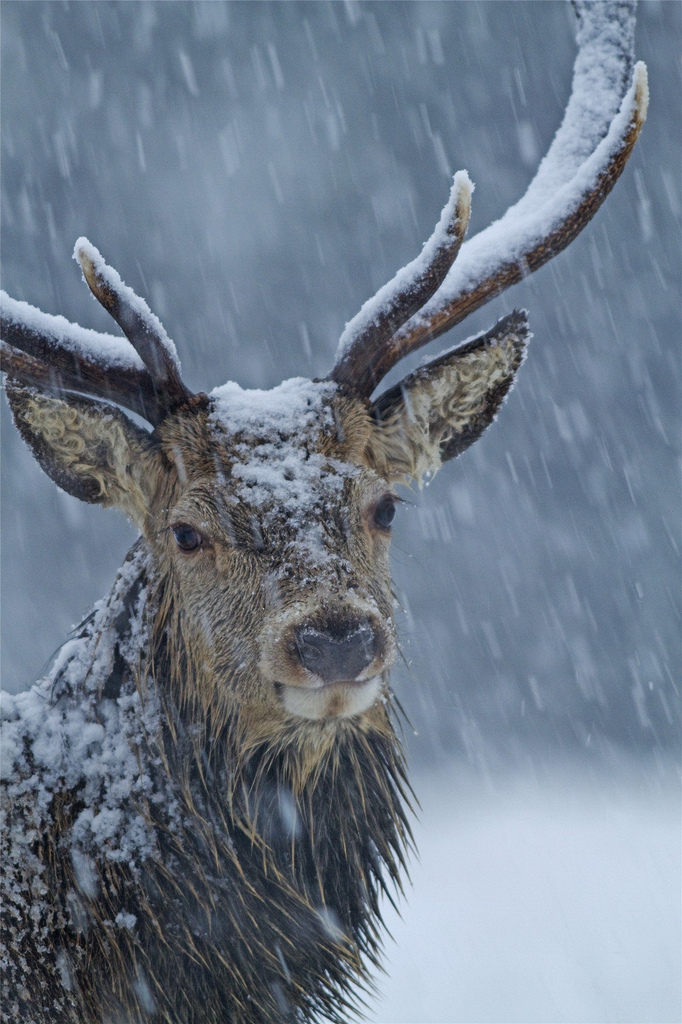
[154,382,397,729]
[4,223,533,746]
[6,307,527,748]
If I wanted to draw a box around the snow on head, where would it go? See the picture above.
[209,377,355,514]
[210,376,334,437]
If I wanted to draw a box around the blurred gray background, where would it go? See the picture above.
[2,1,678,764]
[1,4,679,1021]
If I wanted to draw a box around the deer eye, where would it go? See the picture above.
[372,494,397,531]
[172,524,203,552]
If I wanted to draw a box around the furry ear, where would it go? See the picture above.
[5,383,162,527]
[367,311,528,483]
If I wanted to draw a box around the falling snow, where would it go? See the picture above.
[1,1,679,1020]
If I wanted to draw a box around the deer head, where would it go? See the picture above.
[1,8,647,766]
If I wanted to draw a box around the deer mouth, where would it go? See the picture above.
[274,676,382,721]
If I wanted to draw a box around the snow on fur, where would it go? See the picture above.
[210,377,336,437]
[0,544,175,905]
[209,378,356,513]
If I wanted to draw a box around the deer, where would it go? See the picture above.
[0,4,647,1023]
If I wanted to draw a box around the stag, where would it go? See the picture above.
[0,5,647,1023]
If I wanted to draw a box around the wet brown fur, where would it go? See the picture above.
[2,331,524,1023]
[1,9,645,1006]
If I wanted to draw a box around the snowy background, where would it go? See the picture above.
[1,4,679,1022]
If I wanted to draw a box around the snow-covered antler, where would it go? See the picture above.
[0,239,194,426]
[330,172,472,394]
[330,0,648,399]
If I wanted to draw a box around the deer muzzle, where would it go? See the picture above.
[259,602,394,721]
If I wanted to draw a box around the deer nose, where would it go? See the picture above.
[295,622,377,683]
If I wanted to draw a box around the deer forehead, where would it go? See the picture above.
[158,378,382,526]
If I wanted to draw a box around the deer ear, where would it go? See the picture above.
[5,383,161,526]
[367,311,529,484]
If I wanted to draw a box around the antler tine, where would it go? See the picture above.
[388,62,648,360]
[330,0,647,398]
[329,171,472,397]
[74,238,194,415]
[0,291,165,424]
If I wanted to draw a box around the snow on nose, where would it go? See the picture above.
[295,621,376,683]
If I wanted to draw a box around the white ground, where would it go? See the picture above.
[368,761,680,1024]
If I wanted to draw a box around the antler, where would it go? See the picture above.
[330,171,472,394]
[330,0,648,399]
[1,239,193,427]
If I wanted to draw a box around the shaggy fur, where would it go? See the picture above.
[2,320,526,1023]
[1,541,412,1024]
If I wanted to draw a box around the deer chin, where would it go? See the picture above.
[276,676,383,721]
